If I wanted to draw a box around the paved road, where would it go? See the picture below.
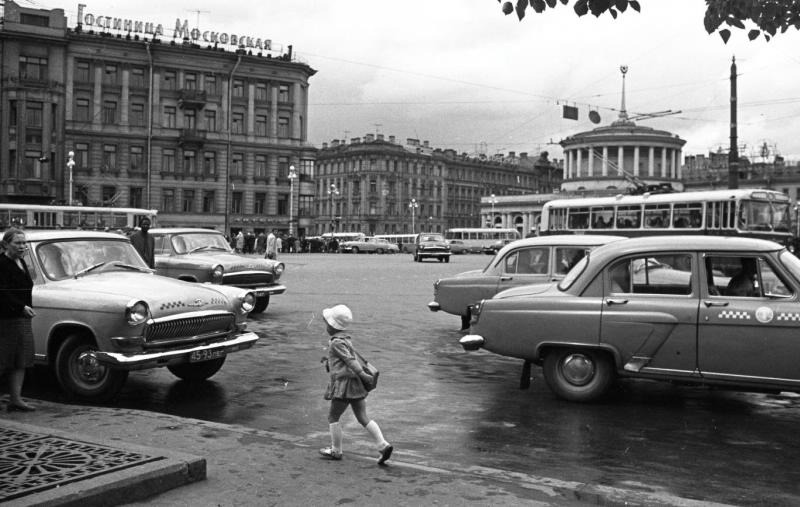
[26,252,800,505]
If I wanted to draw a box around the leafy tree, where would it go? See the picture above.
[499,0,800,43]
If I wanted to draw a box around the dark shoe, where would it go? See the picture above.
[378,444,393,465]
[8,402,35,412]
[319,447,342,460]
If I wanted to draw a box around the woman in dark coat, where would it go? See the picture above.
[0,228,36,411]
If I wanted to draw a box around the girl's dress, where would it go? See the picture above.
[324,334,368,400]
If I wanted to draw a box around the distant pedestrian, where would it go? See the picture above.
[130,217,155,268]
[256,232,266,255]
[265,229,277,259]
[319,304,393,464]
[276,235,283,255]
[0,228,36,412]
[234,231,244,253]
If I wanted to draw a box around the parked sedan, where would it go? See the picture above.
[24,230,258,401]
[339,237,400,254]
[149,228,286,313]
[461,235,800,402]
[429,235,625,330]
[447,240,470,255]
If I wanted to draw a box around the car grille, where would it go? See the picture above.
[145,313,234,342]
[223,272,273,286]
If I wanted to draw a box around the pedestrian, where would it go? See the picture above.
[0,228,37,412]
[129,217,155,268]
[256,232,266,255]
[276,235,283,255]
[319,304,393,464]
[265,229,277,259]
[234,230,244,253]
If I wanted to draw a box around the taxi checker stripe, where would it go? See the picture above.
[777,312,800,321]
[718,310,750,319]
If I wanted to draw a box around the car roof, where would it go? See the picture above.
[149,228,221,234]
[22,230,130,241]
[495,234,627,256]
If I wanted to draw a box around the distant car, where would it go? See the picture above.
[429,235,625,329]
[340,237,400,254]
[23,230,258,401]
[460,235,800,402]
[414,232,451,263]
[149,228,286,313]
[447,240,470,255]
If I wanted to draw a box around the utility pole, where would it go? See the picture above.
[729,56,739,189]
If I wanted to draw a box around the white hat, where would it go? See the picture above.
[322,304,353,331]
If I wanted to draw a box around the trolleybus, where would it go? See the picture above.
[0,203,158,231]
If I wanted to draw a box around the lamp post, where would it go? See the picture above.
[288,165,297,236]
[328,183,339,232]
[66,151,75,205]
[408,198,419,233]
[489,193,497,227]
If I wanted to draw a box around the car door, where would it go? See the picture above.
[600,252,700,376]
[698,254,800,385]
[496,246,553,292]
[152,234,178,277]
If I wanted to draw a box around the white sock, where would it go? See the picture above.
[365,420,389,449]
[329,422,343,452]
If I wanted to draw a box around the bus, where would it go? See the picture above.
[373,233,418,253]
[444,228,522,254]
[0,204,158,231]
[539,188,792,246]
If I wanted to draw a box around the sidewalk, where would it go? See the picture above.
[0,400,729,506]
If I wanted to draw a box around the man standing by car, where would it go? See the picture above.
[266,229,277,259]
[130,217,154,268]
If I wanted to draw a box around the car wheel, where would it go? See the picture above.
[413,254,419,262]
[252,295,270,313]
[168,357,226,381]
[352,247,360,254]
[543,348,614,402]
[55,334,128,401]
[445,257,450,263]
[376,248,384,254]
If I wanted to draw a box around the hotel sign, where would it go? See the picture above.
[76,4,272,51]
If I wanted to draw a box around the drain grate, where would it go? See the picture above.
[0,427,163,502]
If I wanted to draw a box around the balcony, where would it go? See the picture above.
[178,129,207,148]
[178,89,207,109]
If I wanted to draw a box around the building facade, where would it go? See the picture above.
[0,0,317,236]
[314,134,562,236]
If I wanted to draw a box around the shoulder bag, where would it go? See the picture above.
[353,349,379,392]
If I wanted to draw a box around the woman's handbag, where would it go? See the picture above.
[354,350,379,391]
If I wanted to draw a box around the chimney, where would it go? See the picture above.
[389,135,396,143]
[407,138,419,146]
[377,134,384,141]
[423,140,429,148]
[351,137,361,144]
[520,152,528,159]
[365,133,374,142]
[322,142,328,149]
[331,140,339,147]
[508,151,515,158]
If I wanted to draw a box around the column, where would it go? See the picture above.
[247,83,255,135]
[671,149,677,179]
[120,68,130,126]
[292,82,302,140]
[633,146,640,177]
[151,70,161,126]
[676,149,682,179]
[617,146,624,177]
[270,84,278,138]
[661,148,668,178]
[65,55,74,120]
[648,146,655,177]
[576,149,582,178]
[602,146,608,177]
[587,146,594,177]
[92,65,102,128]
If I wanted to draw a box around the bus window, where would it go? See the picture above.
[673,203,702,228]
[616,205,642,229]
[591,207,614,229]
[568,208,589,230]
[644,204,670,228]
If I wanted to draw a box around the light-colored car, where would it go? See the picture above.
[429,235,625,329]
[339,237,400,254]
[23,230,258,401]
[446,240,470,255]
[460,235,800,402]
[414,233,451,263]
[150,228,286,314]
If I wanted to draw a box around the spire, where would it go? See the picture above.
[612,64,635,127]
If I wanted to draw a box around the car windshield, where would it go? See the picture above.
[37,239,150,281]
[557,254,590,290]
[779,249,800,280]
[173,233,232,254]
[420,234,444,242]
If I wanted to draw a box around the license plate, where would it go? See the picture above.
[189,349,227,362]
[255,291,267,296]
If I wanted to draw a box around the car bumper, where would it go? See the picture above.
[92,331,259,370]
[427,301,440,312]
[251,284,287,297]
[459,334,485,351]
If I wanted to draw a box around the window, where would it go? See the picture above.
[277,194,288,215]
[278,115,290,138]
[129,187,143,208]
[609,254,693,295]
[103,64,118,85]
[162,148,175,173]
[162,188,175,212]
[232,79,244,97]
[204,74,217,94]
[130,102,145,126]
[203,190,215,213]
[184,109,196,129]
[556,248,587,275]
[255,115,267,136]
[163,70,176,90]
[231,191,242,213]
[183,150,196,174]
[184,72,197,90]
[22,151,43,179]
[278,156,289,178]
[278,84,290,102]
[75,98,90,122]
[231,153,244,177]
[102,100,117,124]
[129,146,144,172]
[182,189,195,212]
[20,13,49,27]
[232,112,244,134]
[102,186,117,205]
[75,143,89,169]
[75,60,91,82]
[26,102,43,127]
[255,154,267,178]
[254,193,266,214]
[255,83,268,101]
[163,106,176,128]
[204,110,217,131]
[20,56,47,81]
[130,67,146,88]
[102,145,117,171]
[9,100,17,126]
[204,152,216,175]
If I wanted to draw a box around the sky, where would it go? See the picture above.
[19,0,800,162]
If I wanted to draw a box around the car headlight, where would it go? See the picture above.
[470,300,484,324]
[241,292,256,314]
[126,300,150,325]
[211,264,224,283]
[273,262,285,277]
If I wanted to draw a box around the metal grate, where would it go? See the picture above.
[223,272,273,286]
[0,427,162,502]
[145,313,234,341]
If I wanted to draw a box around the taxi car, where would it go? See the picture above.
[23,230,258,401]
[429,235,625,330]
[340,237,400,254]
[460,236,800,402]
[149,228,286,313]
[414,232,451,263]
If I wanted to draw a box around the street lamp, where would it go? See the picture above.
[408,198,419,233]
[489,193,497,227]
[328,183,339,232]
[288,165,297,236]
[67,151,75,206]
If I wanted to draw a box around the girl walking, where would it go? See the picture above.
[320,304,393,464]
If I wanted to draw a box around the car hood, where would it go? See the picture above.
[493,282,558,299]
[182,251,278,272]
